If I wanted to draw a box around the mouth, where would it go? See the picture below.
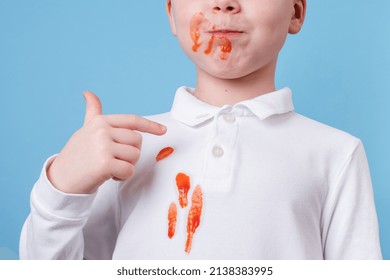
[207,29,244,36]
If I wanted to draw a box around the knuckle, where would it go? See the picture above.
[133,131,143,144]
[123,164,135,179]
[95,139,112,154]
[97,157,112,175]
[93,125,110,139]
[132,148,141,162]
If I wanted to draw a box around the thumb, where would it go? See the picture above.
[83,91,103,125]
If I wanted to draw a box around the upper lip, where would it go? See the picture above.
[207,29,244,34]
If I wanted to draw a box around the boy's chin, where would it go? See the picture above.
[198,65,252,80]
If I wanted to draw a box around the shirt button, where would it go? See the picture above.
[212,145,224,158]
[223,112,236,123]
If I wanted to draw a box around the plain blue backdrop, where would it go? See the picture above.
[0,0,389,259]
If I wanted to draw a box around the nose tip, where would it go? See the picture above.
[212,0,241,14]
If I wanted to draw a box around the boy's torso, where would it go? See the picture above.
[91,88,359,259]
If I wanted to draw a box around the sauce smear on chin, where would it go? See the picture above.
[219,36,232,60]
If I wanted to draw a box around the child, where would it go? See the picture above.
[20,0,382,259]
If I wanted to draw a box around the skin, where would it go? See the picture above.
[167,0,306,106]
[47,92,166,194]
[47,0,305,194]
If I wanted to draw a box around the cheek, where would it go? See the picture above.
[251,12,291,55]
[189,12,204,52]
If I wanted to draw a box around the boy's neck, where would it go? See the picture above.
[194,61,277,106]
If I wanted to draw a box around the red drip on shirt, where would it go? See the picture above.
[176,173,191,208]
[185,185,203,254]
[168,202,177,239]
[156,147,174,162]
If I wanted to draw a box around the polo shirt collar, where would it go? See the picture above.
[170,86,294,127]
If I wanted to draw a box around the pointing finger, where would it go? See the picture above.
[111,128,143,149]
[105,114,167,135]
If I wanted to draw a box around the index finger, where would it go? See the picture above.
[105,114,167,135]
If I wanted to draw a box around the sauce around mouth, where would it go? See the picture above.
[204,35,216,55]
[219,36,232,60]
[190,12,233,60]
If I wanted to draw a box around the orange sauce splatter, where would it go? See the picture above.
[185,185,203,254]
[218,36,232,60]
[204,35,215,55]
[204,25,216,55]
[190,12,204,52]
[156,147,174,162]
[176,173,191,208]
[168,202,177,239]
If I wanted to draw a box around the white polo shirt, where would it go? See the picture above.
[20,87,382,259]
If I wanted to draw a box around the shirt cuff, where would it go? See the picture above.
[31,155,97,219]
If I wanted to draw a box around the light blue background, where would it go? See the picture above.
[0,0,389,259]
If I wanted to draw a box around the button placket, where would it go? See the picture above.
[201,108,240,192]
[212,145,224,158]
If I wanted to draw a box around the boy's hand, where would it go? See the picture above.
[47,91,167,194]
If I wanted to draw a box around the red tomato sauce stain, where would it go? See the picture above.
[168,202,177,239]
[190,12,233,60]
[185,185,203,254]
[204,35,216,55]
[218,36,232,60]
[156,147,174,162]
[176,173,191,208]
[190,12,204,52]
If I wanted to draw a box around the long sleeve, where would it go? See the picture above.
[19,156,121,259]
[321,141,382,259]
